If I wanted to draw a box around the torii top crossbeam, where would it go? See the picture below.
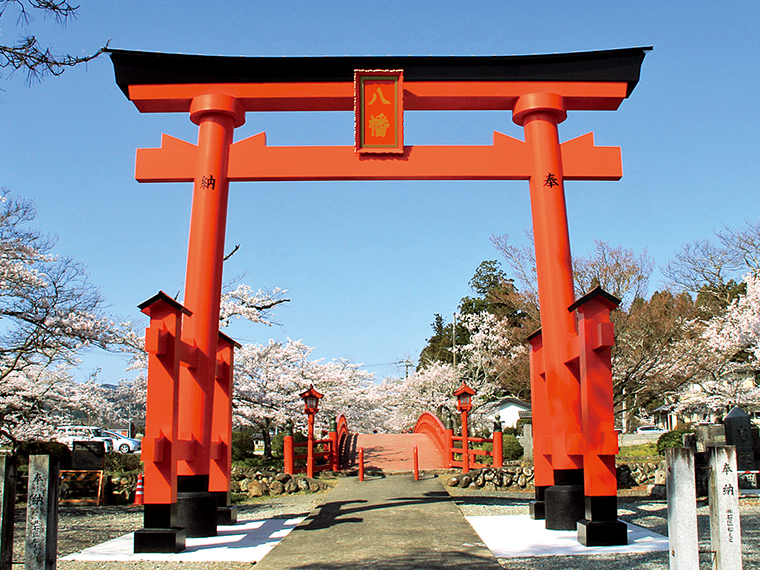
[110,47,649,112]
[109,47,650,183]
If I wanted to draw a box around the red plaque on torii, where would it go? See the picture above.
[109,47,650,551]
[354,69,404,154]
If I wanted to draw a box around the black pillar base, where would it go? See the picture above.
[217,506,238,526]
[544,469,584,531]
[212,490,238,526]
[529,485,548,520]
[135,503,186,553]
[577,520,628,546]
[134,528,186,553]
[176,491,218,537]
[576,495,628,546]
[175,475,218,538]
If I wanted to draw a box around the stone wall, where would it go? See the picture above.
[444,458,664,492]
[231,467,330,498]
[616,460,663,488]
[445,463,535,491]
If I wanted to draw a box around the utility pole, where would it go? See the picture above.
[396,359,414,380]
[452,313,457,370]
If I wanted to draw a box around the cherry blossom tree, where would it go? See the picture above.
[0,192,121,446]
[381,361,460,432]
[219,284,289,327]
[703,272,760,359]
[454,310,527,398]
[383,315,511,432]
[233,338,377,457]
[669,272,760,415]
[0,364,71,445]
[233,339,312,457]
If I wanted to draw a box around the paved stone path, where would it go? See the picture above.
[253,474,502,570]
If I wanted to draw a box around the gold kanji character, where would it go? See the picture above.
[368,87,391,105]
[369,113,390,137]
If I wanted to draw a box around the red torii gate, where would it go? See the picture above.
[109,47,649,552]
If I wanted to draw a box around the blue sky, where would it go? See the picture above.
[0,1,758,382]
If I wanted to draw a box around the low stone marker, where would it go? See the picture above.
[71,441,106,471]
[0,455,16,570]
[665,447,698,570]
[708,446,743,570]
[25,455,59,570]
[724,407,756,471]
[518,424,533,461]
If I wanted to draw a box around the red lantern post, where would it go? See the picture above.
[299,386,323,478]
[454,383,476,473]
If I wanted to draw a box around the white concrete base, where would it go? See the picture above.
[61,517,304,562]
[466,515,669,558]
[63,514,669,562]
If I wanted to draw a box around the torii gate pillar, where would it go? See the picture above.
[514,93,585,530]
[173,95,244,536]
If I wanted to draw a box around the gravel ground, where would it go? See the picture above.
[8,482,760,569]
[12,492,327,570]
[447,485,760,570]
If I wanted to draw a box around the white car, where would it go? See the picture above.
[101,429,141,454]
[57,426,114,453]
[636,425,668,434]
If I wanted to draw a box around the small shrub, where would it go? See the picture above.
[515,418,532,431]
[105,452,141,474]
[231,431,258,462]
[502,426,520,437]
[657,427,694,455]
[271,430,306,458]
[234,455,283,471]
[502,435,524,461]
[471,441,493,465]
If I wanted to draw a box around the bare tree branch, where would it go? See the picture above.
[0,1,109,82]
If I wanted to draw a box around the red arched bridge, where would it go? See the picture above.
[284,412,504,476]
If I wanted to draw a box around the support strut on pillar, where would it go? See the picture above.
[134,292,188,553]
[210,332,240,526]
[527,330,552,520]
[571,288,627,546]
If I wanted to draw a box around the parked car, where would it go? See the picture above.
[101,429,141,454]
[636,425,668,434]
[57,426,114,452]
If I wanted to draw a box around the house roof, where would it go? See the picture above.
[487,397,531,411]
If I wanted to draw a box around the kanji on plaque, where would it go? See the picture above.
[355,69,403,154]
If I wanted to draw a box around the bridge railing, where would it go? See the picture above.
[413,412,449,464]
[450,432,503,470]
[414,411,503,471]
[291,438,335,474]
[284,415,347,475]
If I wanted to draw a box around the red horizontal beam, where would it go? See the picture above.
[135,131,621,183]
[127,81,628,113]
